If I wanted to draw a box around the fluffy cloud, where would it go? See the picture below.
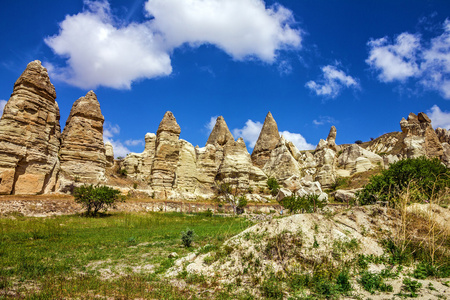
[367,19,450,99]
[103,122,130,157]
[45,1,171,89]
[233,120,263,148]
[427,105,450,129]
[280,131,315,150]
[0,100,7,116]
[305,65,359,98]
[45,0,302,89]
[233,119,314,150]
[144,0,301,62]
[366,33,421,82]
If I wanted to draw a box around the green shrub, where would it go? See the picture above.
[357,157,450,205]
[260,274,284,299]
[181,229,195,248]
[336,271,352,293]
[401,277,422,297]
[118,168,128,177]
[73,184,124,216]
[267,177,280,196]
[358,271,393,294]
[279,194,327,213]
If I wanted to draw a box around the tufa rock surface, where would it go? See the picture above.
[206,116,234,146]
[0,60,61,194]
[59,91,107,181]
[251,112,280,168]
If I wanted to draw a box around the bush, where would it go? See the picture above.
[355,140,363,144]
[358,271,393,294]
[118,168,128,177]
[267,177,280,196]
[357,157,450,205]
[279,194,327,213]
[181,229,195,248]
[73,184,124,216]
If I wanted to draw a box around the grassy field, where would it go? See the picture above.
[0,211,252,299]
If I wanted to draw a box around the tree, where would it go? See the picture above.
[73,184,124,216]
[215,180,248,215]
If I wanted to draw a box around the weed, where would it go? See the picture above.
[260,274,284,299]
[399,277,422,298]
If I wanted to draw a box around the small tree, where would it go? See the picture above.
[267,177,280,196]
[214,180,248,215]
[181,228,195,247]
[73,184,124,216]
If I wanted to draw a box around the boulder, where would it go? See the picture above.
[0,60,61,194]
[333,189,360,203]
[251,112,280,168]
[276,188,292,202]
[59,91,107,181]
[206,116,234,146]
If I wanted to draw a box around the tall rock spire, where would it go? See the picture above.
[0,60,61,194]
[251,112,280,168]
[206,116,234,146]
[59,90,107,181]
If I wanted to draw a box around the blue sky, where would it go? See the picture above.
[1,0,450,157]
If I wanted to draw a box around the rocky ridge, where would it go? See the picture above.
[0,60,449,198]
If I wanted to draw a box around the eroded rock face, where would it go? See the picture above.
[263,136,301,181]
[206,116,234,146]
[436,127,450,144]
[151,112,181,192]
[251,112,280,168]
[0,60,61,194]
[337,144,383,177]
[105,142,114,167]
[400,112,443,158]
[59,91,107,181]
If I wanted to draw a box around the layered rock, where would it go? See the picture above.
[251,112,280,168]
[59,91,107,181]
[206,116,234,146]
[217,138,267,190]
[105,142,114,167]
[337,144,383,177]
[436,127,450,144]
[151,112,181,192]
[263,136,301,182]
[0,60,61,194]
[400,112,443,158]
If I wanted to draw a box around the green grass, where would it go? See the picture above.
[0,212,251,298]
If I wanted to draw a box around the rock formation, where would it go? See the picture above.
[400,112,443,158]
[263,136,301,181]
[251,112,280,168]
[436,127,450,144]
[0,60,61,194]
[337,144,383,177]
[150,111,181,193]
[105,142,114,167]
[59,91,107,181]
[206,116,234,146]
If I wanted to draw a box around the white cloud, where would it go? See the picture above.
[280,131,315,150]
[45,1,171,89]
[205,116,218,133]
[232,120,263,148]
[366,33,421,82]
[0,100,7,116]
[125,139,144,146]
[145,0,301,62]
[427,105,450,129]
[312,116,336,126]
[367,19,450,99]
[306,65,359,98]
[103,122,130,157]
[45,0,302,89]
